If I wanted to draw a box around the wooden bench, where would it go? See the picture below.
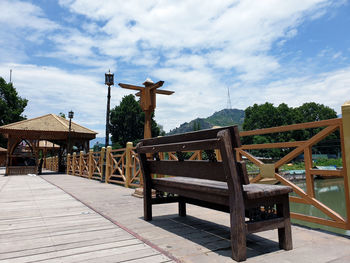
[136,126,293,261]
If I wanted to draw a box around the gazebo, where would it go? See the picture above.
[0,114,97,175]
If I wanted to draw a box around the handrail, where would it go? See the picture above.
[239,118,341,137]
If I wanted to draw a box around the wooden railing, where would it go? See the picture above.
[237,116,350,230]
[67,149,104,180]
[44,156,59,172]
[61,102,350,230]
[66,144,142,188]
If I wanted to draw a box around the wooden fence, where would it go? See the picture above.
[50,102,350,230]
[44,156,59,172]
[66,142,141,187]
[238,117,349,229]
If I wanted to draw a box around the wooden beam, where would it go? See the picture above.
[309,169,343,177]
[118,83,143,91]
[236,148,264,166]
[275,173,345,223]
[155,89,174,95]
[149,81,164,91]
[291,213,347,229]
[239,118,341,137]
[241,141,306,150]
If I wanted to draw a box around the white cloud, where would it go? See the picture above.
[238,67,350,114]
[0,0,349,135]
[0,0,58,32]
[0,0,59,63]
[0,63,129,136]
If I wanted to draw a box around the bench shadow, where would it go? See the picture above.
[146,214,281,259]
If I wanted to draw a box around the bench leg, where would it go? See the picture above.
[178,197,186,217]
[144,183,152,221]
[277,195,293,250]
[230,207,246,261]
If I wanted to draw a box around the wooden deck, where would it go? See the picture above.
[0,174,173,263]
[1,171,350,262]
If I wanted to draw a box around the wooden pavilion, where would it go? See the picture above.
[0,114,97,175]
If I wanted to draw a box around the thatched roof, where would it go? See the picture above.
[0,114,97,140]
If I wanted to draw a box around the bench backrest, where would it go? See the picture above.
[136,126,249,186]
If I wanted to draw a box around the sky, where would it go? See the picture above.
[0,0,349,136]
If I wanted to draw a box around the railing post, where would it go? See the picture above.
[79,151,83,177]
[125,142,133,188]
[100,147,105,182]
[105,146,112,183]
[72,152,76,176]
[88,149,93,179]
[67,153,71,174]
[341,101,350,228]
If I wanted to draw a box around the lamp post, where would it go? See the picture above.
[68,110,74,154]
[104,70,114,148]
[102,70,114,182]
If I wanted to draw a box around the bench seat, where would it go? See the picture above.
[153,177,292,200]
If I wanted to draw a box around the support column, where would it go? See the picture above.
[100,147,105,182]
[67,153,71,174]
[72,152,76,176]
[341,101,350,228]
[79,151,83,177]
[125,142,133,188]
[105,146,112,183]
[88,149,93,179]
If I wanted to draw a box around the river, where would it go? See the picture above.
[290,178,350,236]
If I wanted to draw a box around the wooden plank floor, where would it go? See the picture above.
[0,175,173,263]
[40,173,350,263]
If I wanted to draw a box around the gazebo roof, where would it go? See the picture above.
[0,114,97,140]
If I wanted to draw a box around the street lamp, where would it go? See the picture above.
[68,110,74,154]
[104,70,114,148]
[102,70,114,183]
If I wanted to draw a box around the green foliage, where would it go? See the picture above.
[280,158,342,171]
[0,77,28,147]
[280,162,306,171]
[168,108,244,135]
[193,120,201,131]
[110,95,160,147]
[314,158,343,167]
[93,143,102,152]
[59,112,66,119]
[243,102,339,158]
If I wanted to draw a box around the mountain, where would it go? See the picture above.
[89,137,111,148]
[167,109,245,135]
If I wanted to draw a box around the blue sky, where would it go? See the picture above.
[0,0,349,136]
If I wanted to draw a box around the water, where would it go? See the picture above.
[290,178,350,236]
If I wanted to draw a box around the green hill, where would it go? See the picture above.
[167,109,245,135]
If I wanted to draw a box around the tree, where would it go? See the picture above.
[59,112,66,119]
[0,77,28,147]
[110,95,160,147]
[193,120,201,131]
[242,102,339,158]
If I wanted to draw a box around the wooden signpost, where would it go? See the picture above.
[118,79,174,139]
[119,79,174,197]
